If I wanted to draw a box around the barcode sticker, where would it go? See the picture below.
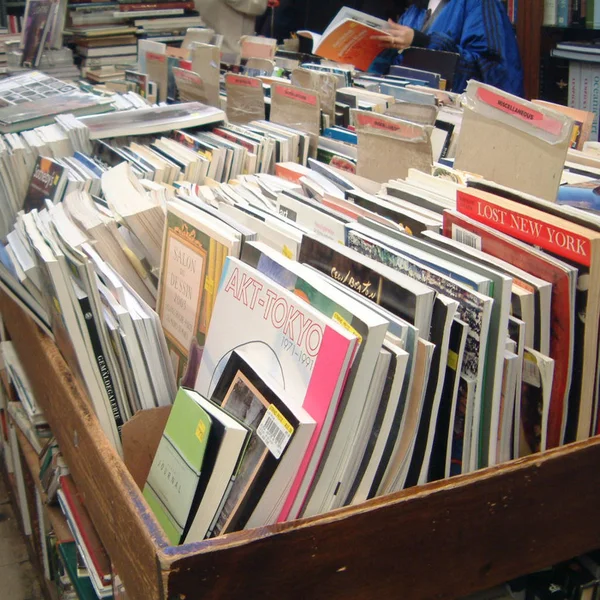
[332,312,363,345]
[257,404,294,459]
[452,224,482,250]
[523,353,541,388]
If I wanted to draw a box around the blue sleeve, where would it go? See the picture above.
[426,0,522,95]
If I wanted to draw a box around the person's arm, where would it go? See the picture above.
[424,0,515,90]
[224,0,267,17]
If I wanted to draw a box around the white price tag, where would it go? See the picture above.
[256,404,294,459]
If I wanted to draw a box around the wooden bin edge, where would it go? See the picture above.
[161,436,600,599]
[6,291,600,600]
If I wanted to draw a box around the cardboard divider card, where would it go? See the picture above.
[240,36,277,61]
[353,110,433,182]
[270,83,321,137]
[173,68,208,104]
[291,68,338,122]
[454,81,573,202]
[146,52,168,103]
[190,44,220,108]
[245,58,275,75]
[385,102,439,126]
[225,74,265,124]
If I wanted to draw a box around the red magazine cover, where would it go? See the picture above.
[443,208,573,449]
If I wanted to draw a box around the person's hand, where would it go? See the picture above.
[374,18,415,50]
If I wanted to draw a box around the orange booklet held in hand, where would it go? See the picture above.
[298,7,389,71]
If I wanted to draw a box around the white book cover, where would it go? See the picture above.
[240,240,389,520]
[276,193,347,244]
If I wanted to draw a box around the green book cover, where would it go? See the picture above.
[143,387,213,545]
[58,541,104,600]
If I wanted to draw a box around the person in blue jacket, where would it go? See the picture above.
[372,0,524,97]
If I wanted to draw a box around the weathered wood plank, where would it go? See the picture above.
[0,292,168,600]
[164,436,600,599]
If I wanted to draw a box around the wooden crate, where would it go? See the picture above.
[3,288,600,600]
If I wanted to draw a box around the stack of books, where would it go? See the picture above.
[65,0,205,70]
[57,474,113,598]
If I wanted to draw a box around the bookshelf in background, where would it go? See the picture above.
[0,0,25,33]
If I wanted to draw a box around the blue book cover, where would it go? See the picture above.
[389,65,440,88]
[322,127,357,145]
[557,0,570,26]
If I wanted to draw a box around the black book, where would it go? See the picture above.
[23,156,68,213]
[73,283,125,436]
[427,317,468,482]
[298,234,436,339]
[404,295,456,488]
[208,350,313,536]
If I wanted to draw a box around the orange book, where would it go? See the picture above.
[298,7,388,72]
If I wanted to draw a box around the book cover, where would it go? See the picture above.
[519,348,555,456]
[443,210,573,447]
[21,0,55,67]
[312,19,387,72]
[207,350,314,535]
[344,229,490,475]
[240,240,389,518]
[143,387,213,544]
[194,256,357,522]
[298,234,435,338]
[182,391,249,542]
[157,202,237,383]
[23,156,66,213]
[429,318,468,482]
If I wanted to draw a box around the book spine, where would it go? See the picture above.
[569,60,582,108]
[590,66,600,141]
[595,0,600,26]
[587,0,595,25]
[557,0,571,24]
[59,478,111,582]
[75,295,124,435]
[572,0,581,22]
[119,1,193,9]
[544,0,558,25]
[581,63,591,112]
